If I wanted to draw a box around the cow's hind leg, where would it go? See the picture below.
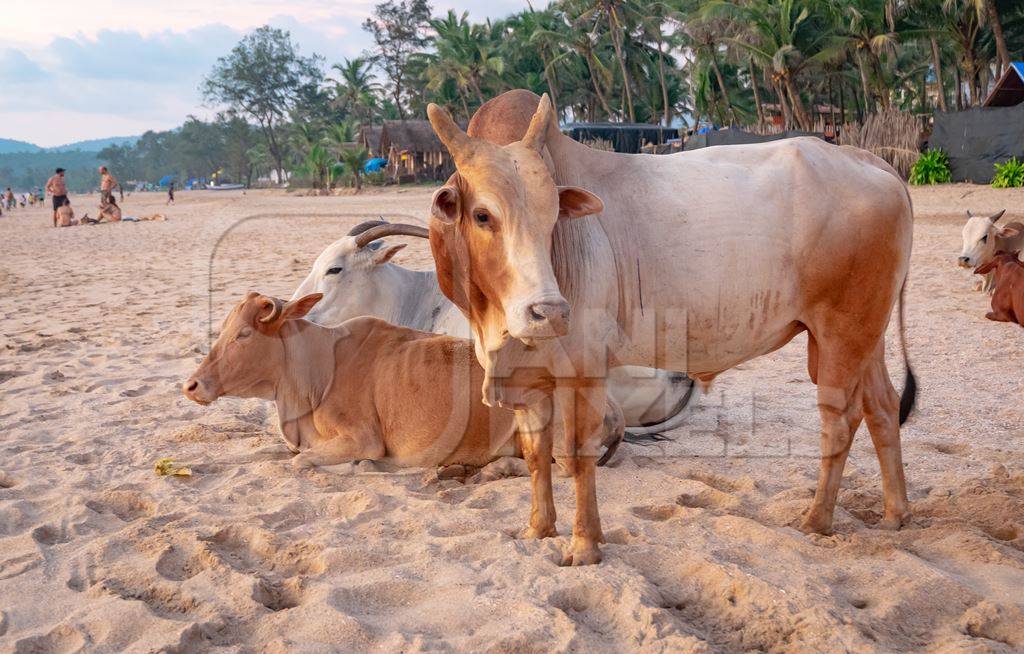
[861,347,911,529]
[800,336,866,534]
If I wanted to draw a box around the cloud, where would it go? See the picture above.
[49,25,240,82]
[0,49,49,83]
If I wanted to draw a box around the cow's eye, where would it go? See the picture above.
[326,266,343,275]
[474,211,490,226]
[236,327,252,340]
[981,235,988,243]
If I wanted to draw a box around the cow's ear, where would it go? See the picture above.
[431,185,460,223]
[372,243,406,265]
[557,186,603,220]
[999,226,1019,239]
[283,293,323,321]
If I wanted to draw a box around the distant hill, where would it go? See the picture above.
[0,138,43,154]
[47,136,138,153]
[0,135,139,155]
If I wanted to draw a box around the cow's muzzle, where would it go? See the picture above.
[508,297,570,342]
[957,256,973,268]
[182,375,218,405]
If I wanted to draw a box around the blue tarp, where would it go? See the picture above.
[158,175,175,186]
[365,158,387,173]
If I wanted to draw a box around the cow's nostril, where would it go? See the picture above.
[530,306,545,321]
[186,380,198,392]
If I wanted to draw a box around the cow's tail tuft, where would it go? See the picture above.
[898,276,917,425]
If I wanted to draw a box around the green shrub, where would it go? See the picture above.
[909,149,952,185]
[992,157,1024,189]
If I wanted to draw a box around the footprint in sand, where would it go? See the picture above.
[31,524,71,546]
[85,490,158,522]
[13,623,87,654]
[0,553,42,580]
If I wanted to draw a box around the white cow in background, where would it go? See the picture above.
[292,220,698,437]
[958,209,1024,292]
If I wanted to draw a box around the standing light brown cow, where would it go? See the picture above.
[416,90,916,565]
[182,292,624,470]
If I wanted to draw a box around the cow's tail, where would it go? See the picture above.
[898,275,917,425]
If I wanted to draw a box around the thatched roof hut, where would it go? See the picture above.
[360,125,383,156]
[379,119,466,183]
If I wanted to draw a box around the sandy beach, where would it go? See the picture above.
[1,184,1023,653]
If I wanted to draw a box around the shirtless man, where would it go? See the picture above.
[45,168,69,227]
[98,166,119,205]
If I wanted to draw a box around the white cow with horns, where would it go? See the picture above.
[291,220,699,439]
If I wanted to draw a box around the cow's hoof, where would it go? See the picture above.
[521,525,557,540]
[291,454,316,470]
[877,511,911,530]
[798,512,833,535]
[562,542,602,566]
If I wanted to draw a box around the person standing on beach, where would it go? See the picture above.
[167,181,175,205]
[45,168,69,227]
[5,187,15,210]
[98,166,120,206]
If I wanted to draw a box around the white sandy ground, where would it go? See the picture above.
[1,184,1023,653]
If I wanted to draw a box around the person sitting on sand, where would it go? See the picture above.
[55,199,77,227]
[97,194,122,223]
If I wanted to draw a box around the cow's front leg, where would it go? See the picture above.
[556,383,606,566]
[292,432,384,469]
[515,399,557,539]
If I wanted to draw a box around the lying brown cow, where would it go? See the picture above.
[975,252,1024,327]
[183,292,623,470]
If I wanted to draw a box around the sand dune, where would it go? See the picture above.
[1,185,1023,653]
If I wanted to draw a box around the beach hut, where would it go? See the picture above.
[359,125,384,157]
[983,63,1024,107]
[380,120,462,183]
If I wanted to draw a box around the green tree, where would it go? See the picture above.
[202,26,323,183]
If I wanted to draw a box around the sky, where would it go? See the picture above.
[0,0,526,147]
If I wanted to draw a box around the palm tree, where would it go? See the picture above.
[339,147,370,192]
[330,58,382,123]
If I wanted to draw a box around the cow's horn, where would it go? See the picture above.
[427,104,472,160]
[522,93,553,152]
[991,209,1006,223]
[258,297,284,323]
[354,223,429,249]
[347,219,388,237]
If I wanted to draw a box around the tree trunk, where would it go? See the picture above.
[540,54,560,113]
[870,52,890,109]
[656,37,670,125]
[772,78,794,129]
[585,52,614,119]
[784,74,810,130]
[839,77,846,125]
[854,48,874,114]
[708,48,737,125]
[353,170,362,193]
[750,59,764,127]
[606,6,635,122]
[930,36,948,112]
[955,65,964,110]
[987,0,1010,77]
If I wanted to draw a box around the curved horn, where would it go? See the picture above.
[521,93,553,151]
[347,219,388,236]
[258,297,284,324]
[991,209,1006,223]
[353,223,429,249]
[427,103,472,160]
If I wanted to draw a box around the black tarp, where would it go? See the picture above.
[563,123,678,153]
[929,103,1024,183]
[683,128,824,150]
